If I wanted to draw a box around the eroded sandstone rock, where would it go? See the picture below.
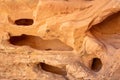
[0,0,120,80]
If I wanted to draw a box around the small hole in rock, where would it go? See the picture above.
[38,63,67,75]
[85,0,93,1]
[45,48,52,51]
[14,19,33,26]
[9,34,73,51]
[64,0,69,1]
[91,58,102,72]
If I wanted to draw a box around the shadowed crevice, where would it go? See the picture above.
[38,62,67,76]
[91,58,102,72]
[9,34,73,51]
[14,19,34,26]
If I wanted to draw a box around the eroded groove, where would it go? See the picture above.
[9,34,73,51]
[90,11,120,49]
[38,63,67,76]
[91,58,102,72]
[14,19,34,26]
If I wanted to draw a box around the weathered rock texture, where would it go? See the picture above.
[0,0,120,80]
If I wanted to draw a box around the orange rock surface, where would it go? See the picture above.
[0,0,120,80]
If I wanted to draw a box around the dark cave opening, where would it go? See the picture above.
[91,58,102,72]
[38,62,67,76]
[9,34,73,51]
[14,19,34,26]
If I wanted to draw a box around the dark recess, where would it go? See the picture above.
[9,34,73,51]
[38,63,67,75]
[91,58,102,72]
[14,19,33,26]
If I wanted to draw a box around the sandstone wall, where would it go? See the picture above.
[0,0,120,80]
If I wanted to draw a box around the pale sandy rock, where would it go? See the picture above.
[0,0,120,80]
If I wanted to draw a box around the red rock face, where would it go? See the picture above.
[0,0,120,80]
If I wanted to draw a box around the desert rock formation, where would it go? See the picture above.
[0,0,120,80]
